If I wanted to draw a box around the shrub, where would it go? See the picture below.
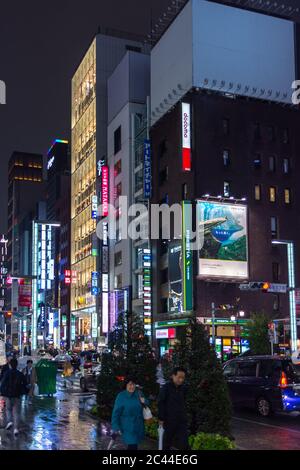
[189,433,235,451]
[145,418,159,440]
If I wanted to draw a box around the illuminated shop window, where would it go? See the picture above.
[269,187,276,203]
[284,188,291,205]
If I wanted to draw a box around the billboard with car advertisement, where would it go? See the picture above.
[197,200,248,279]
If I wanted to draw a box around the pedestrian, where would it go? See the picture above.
[0,353,13,383]
[111,377,148,450]
[22,359,37,398]
[0,358,27,436]
[158,367,189,450]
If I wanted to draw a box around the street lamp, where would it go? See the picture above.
[272,240,297,353]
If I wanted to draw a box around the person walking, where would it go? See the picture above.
[158,367,189,450]
[111,377,148,450]
[22,359,37,398]
[0,358,27,436]
[0,353,13,383]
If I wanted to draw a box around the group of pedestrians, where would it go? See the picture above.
[111,366,189,451]
[0,355,37,436]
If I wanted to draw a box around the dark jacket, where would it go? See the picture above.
[0,363,10,382]
[158,381,188,425]
[0,369,27,398]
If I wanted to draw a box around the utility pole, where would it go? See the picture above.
[211,302,216,348]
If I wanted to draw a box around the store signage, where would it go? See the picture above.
[156,328,176,340]
[65,270,77,285]
[182,103,191,172]
[143,249,152,337]
[91,272,99,296]
[182,201,193,312]
[18,279,32,308]
[155,319,189,329]
[102,274,109,293]
[144,140,152,199]
[102,292,109,334]
[296,289,300,316]
[97,159,106,178]
[101,166,109,217]
[91,195,98,219]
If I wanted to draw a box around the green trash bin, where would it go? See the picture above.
[35,359,57,396]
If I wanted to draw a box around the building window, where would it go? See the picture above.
[224,181,230,197]
[283,128,289,144]
[272,262,280,282]
[159,166,168,185]
[223,150,230,167]
[116,182,122,198]
[254,153,262,169]
[114,159,122,176]
[159,139,167,159]
[269,156,276,172]
[114,251,122,267]
[114,273,122,289]
[271,217,278,239]
[267,126,275,142]
[283,158,290,174]
[114,126,122,155]
[254,185,261,201]
[284,188,291,205]
[182,183,188,200]
[222,119,230,136]
[254,123,261,140]
[269,187,276,203]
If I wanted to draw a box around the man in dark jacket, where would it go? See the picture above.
[0,358,27,436]
[158,367,189,450]
[0,354,12,382]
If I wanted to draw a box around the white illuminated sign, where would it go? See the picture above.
[102,293,109,334]
[47,156,55,170]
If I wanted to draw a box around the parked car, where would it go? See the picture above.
[80,365,101,392]
[223,355,300,417]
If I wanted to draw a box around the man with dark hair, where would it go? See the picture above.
[0,358,27,436]
[22,359,37,398]
[158,366,189,450]
[0,353,13,382]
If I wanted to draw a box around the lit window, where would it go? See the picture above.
[114,160,122,176]
[269,187,276,203]
[223,150,230,167]
[284,189,291,205]
[254,185,261,201]
[224,181,230,197]
[271,217,278,239]
[283,158,290,174]
[254,154,262,169]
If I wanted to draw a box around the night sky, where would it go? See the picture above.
[0,0,299,234]
[0,0,170,233]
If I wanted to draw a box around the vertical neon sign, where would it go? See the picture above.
[101,166,109,217]
[182,103,191,172]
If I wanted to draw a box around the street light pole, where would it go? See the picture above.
[211,302,216,348]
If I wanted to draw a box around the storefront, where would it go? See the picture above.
[155,317,250,361]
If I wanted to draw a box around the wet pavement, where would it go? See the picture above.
[0,376,156,450]
[2,375,300,450]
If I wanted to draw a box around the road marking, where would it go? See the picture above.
[233,416,300,434]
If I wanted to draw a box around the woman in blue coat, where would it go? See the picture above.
[111,377,148,450]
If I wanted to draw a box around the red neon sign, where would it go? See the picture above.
[182,103,191,172]
[102,166,109,217]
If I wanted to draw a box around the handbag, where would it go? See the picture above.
[143,406,153,421]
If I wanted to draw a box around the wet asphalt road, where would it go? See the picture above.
[1,375,300,450]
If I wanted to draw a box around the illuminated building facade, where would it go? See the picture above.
[0,235,8,335]
[71,32,146,348]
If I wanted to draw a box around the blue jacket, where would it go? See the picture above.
[111,390,148,445]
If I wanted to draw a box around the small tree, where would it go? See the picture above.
[97,312,158,417]
[167,316,232,437]
[247,312,271,355]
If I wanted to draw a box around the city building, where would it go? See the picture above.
[46,139,71,348]
[0,235,8,336]
[7,151,44,347]
[70,30,147,349]
[150,0,300,358]
[106,50,151,335]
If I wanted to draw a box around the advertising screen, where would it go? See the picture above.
[197,201,248,279]
[168,243,182,314]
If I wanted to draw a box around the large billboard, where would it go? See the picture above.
[197,201,248,279]
[168,243,182,314]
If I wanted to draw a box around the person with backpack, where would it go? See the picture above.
[158,367,189,450]
[0,358,27,436]
[111,377,149,450]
